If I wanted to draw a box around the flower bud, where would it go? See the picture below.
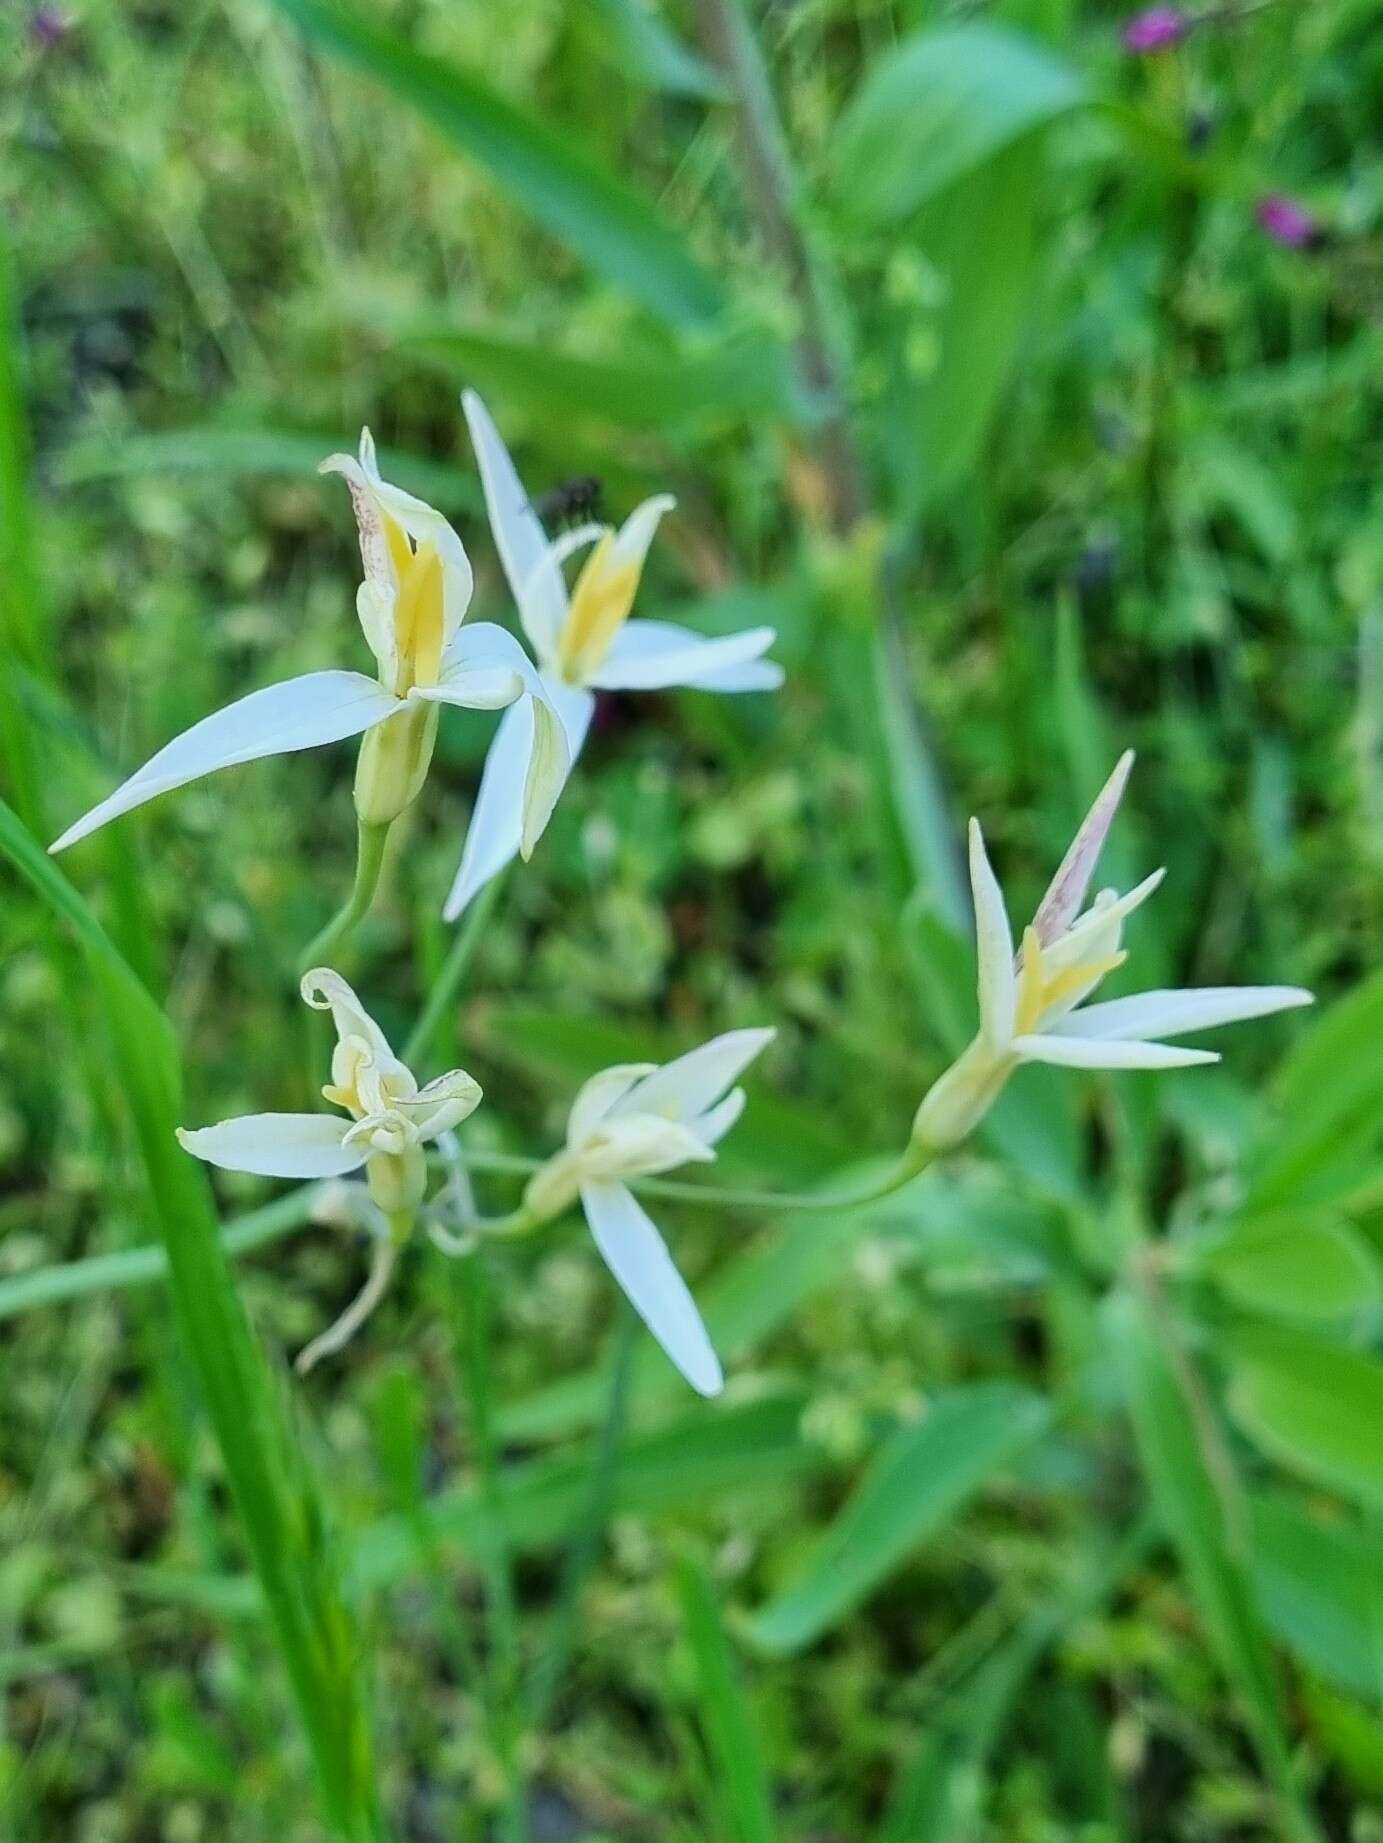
[354,700,439,826]
[366,1144,427,1219]
[523,1151,582,1224]
[911,1039,1013,1155]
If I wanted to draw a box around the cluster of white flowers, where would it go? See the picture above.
[53,396,1312,1394]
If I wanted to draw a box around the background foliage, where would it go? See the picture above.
[2,0,1381,1838]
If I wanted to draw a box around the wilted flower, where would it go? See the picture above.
[1122,6,1189,52]
[523,1028,775,1395]
[179,967,480,1226]
[912,753,1313,1153]
[443,392,783,919]
[1256,194,1320,251]
[51,432,564,857]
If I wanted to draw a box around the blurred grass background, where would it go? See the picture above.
[2,0,1382,1837]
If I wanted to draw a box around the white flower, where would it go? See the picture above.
[913,752,1313,1152]
[441,391,784,919]
[51,431,566,854]
[178,967,481,1227]
[523,1027,775,1396]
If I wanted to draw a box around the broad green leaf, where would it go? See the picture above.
[1198,1213,1380,1322]
[0,803,383,1842]
[1250,969,1383,1208]
[350,1392,819,1589]
[1249,1493,1383,1701]
[748,1384,1051,1654]
[832,21,1085,227]
[675,1557,778,1843]
[56,426,479,511]
[882,138,1043,510]
[271,0,724,328]
[392,318,792,431]
[1301,1680,1383,1797]
[1228,1325,1383,1510]
[1105,1289,1312,1829]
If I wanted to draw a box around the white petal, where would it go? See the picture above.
[521,693,571,859]
[441,681,593,921]
[580,1180,723,1396]
[50,671,400,853]
[396,1069,484,1140]
[568,1063,659,1143]
[462,389,566,661]
[968,819,1016,1047]
[618,1027,774,1125]
[353,431,475,654]
[1043,870,1166,973]
[1014,1034,1219,1070]
[1052,985,1314,1042]
[1031,750,1134,947]
[176,1113,366,1178]
[435,619,541,694]
[609,493,675,570]
[300,967,395,1061]
[588,620,781,693]
[580,1113,716,1179]
[692,1086,746,1147]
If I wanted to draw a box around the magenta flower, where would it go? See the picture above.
[1255,194,1320,250]
[1122,6,1189,52]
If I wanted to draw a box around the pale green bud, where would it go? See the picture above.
[354,700,439,827]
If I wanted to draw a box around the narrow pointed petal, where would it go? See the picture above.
[50,671,400,853]
[693,1087,746,1147]
[176,1113,366,1178]
[580,1180,723,1396]
[968,819,1016,1047]
[610,494,675,570]
[1042,870,1166,973]
[1014,1034,1219,1070]
[441,683,594,921]
[587,620,783,693]
[520,694,571,859]
[462,389,566,661]
[1051,985,1314,1042]
[1032,750,1135,947]
[619,1027,774,1125]
[569,1063,659,1143]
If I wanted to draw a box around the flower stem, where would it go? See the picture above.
[433,1144,933,1223]
[298,819,391,973]
[403,868,505,1067]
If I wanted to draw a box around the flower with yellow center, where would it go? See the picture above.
[441,391,783,919]
[912,752,1313,1153]
[177,967,481,1231]
[50,431,566,857]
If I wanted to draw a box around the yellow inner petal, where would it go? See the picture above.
[1014,923,1125,1035]
[556,533,640,682]
[392,538,444,692]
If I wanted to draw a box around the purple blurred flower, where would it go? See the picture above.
[1122,6,1189,52]
[1255,194,1320,250]
[30,5,70,47]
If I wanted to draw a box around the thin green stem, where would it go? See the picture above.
[403,870,505,1067]
[526,1305,637,1726]
[0,1185,322,1323]
[432,1144,933,1222]
[453,1254,525,1840]
[299,818,391,972]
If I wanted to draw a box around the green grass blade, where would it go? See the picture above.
[675,1555,778,1843]
[271,0,725,328]
[0,802,385,1843]
[747,1384,1052,1654]
[1106,1286,1321,1843]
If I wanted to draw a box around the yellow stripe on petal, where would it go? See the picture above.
[1037,953,1126,1025]
[556,533,641,682]
[1014,927,1047,1036]
[394,541,444,691]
